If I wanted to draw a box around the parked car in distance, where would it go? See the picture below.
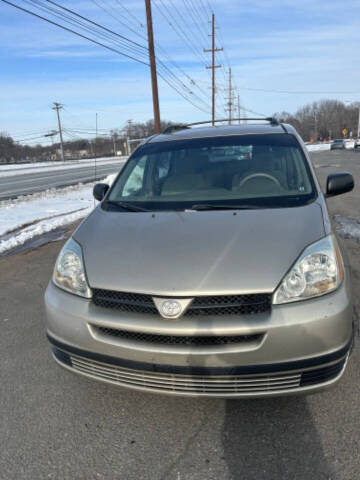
[331,139,346,150]
[45,119,354,398]
[354,138,360,149]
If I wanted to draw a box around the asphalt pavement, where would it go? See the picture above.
[0,160,126,200]
[1,150,360,480]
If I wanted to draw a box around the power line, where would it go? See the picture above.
[153,0,208,68]
[187,0,210,38]
[113,0,146,29]
[15,134,49,142]
[238,86,360,95]
[11,129,52,138]
[88,0,147,43]
[24,0,211,111]
[198,0,210,19]
[181,0,209,45]
[2,0,225,117]
[27,0,148,59]
[205,0,213,15]
[45,0,147,50]
[152,0,216,111]
[157,71,211,114]
[167,0,209,63]
[89,0,213,106]
[0,0,150,65]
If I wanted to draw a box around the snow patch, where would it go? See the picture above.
[0,209,91,255]
[0,173,116,255]
[334,215,360,243]
[0,156,127,178]
[306,144,331,152]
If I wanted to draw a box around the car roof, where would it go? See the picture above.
[147,123,297,144]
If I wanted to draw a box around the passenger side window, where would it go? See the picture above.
[122,156,147,196]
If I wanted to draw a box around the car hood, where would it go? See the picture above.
[74,203,325,295]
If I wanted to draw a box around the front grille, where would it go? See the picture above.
[69,354,302,395]
[92,290,157,314]
[92,289,271,316]
[188,294,270,316]
[51,345,348,397]
[92,325,263,346]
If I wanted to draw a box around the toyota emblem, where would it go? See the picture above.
[161,300,182,318]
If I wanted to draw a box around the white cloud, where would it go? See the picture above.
[1,0,360,133]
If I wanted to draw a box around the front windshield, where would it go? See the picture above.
[106,133,316,211]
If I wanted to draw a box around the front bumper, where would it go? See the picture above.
[45,280,353,398]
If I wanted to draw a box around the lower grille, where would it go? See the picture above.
[52,347,347,397]
[300,360,346,386]
[92,289,271,316]
[70,354,302,394]
[92,325,263,346]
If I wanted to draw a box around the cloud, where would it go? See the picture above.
[1,0,359,134]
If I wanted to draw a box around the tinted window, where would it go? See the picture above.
[107,134,316,211]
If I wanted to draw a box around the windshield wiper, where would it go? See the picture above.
[104,200,149,212]
[190,204,266,211]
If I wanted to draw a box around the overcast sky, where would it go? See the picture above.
[1,0,359,143]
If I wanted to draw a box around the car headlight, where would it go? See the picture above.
[53,238,92,298]
[273,235,343,305]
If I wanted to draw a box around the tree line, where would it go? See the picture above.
[275,99,360,141]
[1,101,359,163]
[0,119,174,164]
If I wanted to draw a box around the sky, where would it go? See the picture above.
[0,0,359,144]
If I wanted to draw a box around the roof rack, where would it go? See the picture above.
[161,117,279,134]
[162,124,190,134]
[187,117,279,127]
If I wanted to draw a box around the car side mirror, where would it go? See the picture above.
[93,183,109,201]
[326,173,354,197]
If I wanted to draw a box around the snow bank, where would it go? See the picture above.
[307,141,355,152]
[345,141,355,149]
[0,173,116,255]
[0,156,127,178]
[306,143,331,152]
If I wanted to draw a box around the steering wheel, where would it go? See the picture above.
[239,173,280,187]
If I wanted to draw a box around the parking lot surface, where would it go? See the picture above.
[1,150,360,480]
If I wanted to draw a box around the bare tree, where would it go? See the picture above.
[275,100,360,141]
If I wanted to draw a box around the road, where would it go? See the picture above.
[0,160,126,201]
[1,150,360,479]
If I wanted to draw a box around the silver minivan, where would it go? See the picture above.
[45,119,354,398]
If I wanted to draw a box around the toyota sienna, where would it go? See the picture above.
[45,118,354,397]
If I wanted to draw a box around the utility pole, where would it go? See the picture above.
[113,135,117,156]
[227,68,233,125]
[95,112,98,156]
[357,106,360,139]
[204,13,223,126]
[94,112,98,179]
[52,102,65,161]
[145,0,161,134]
